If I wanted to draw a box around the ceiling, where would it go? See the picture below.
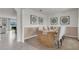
[0,8,16,17]
[30,8,77,16]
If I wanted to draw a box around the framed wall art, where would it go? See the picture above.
[30,15,37,25]
[50,17,58,25]
[38,17,43,25]
[60,16,70,25]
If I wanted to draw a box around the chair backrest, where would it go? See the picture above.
[58,26,66,40]
[38,26,43,31]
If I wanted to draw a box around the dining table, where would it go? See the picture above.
[37,29,57,48]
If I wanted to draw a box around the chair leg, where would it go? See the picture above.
[60,39,62,46]
[62,36,65,40]
[57,40,60,48]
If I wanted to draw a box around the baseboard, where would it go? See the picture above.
[64,35,78,39]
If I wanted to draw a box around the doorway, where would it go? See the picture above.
[8,18,17,43]
[0,17,17,42]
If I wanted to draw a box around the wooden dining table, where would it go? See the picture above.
[37,30,57,48]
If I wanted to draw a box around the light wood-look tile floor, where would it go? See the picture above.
[0,37,79,50]
[25,37,79,50]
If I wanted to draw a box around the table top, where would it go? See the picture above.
[42,29,58,33]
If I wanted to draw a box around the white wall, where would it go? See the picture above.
[49,9,78,27]
[21,9,49,42]
[20,8,78,42]
[49,9,78,38]
[22,9,48,27]
[22,9,78,27]
[16,8,43,42]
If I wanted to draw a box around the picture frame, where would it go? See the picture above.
[60,16,70,25]
[50,17,58,25]
[38,17,43,25]
[30,15,37,25]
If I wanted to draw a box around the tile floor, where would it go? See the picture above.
[0,39,37,50]
[0,36,79,50]
[59,38,79,50]
[25,37,79,50]
[0,31,37,50]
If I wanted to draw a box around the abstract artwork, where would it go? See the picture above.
[38,17,43,25]
[60,16,70,25]
[50,17,58,25]
[30,15,37,25]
